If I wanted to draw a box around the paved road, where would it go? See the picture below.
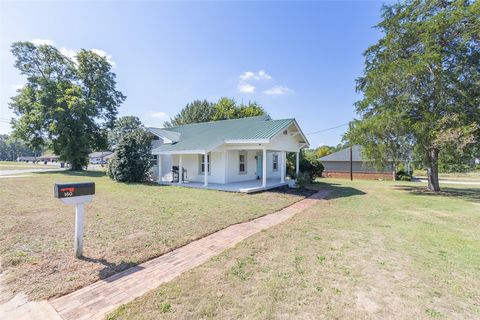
[0,168,65,176]
[416,177,480,186]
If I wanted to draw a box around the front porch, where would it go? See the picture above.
[159,178,293,193]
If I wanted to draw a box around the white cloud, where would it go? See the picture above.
[149,111,169,120]
[31,38,54,46]
[257,70,272,80]
[263,86,292,95]
[91,49,116,68]
[59,47,77,60]
[238,83,256,93]
[239,70,272,81]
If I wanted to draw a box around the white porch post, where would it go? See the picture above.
[157,154,162,183]
[295,151,300,176]
[204,151,208,187]
[178,155,183,184]
[281,151,285,183]
[224,150,228,184]
[262,148,267,188]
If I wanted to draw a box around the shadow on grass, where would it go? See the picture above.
[79,256,142,281]
[35,170,106,178]
[393,185,480,203]
[307,181,366,200]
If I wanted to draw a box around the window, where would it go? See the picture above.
[272,154,278,171]
[150,155,158,166]
[200,154,210,173]
[239,152,247,173]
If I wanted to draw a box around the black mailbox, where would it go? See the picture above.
[54,182,95,198]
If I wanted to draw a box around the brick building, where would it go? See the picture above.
[319,145,395,180]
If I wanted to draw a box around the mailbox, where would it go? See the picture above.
[54,182,95,198]
[54,182,95,258]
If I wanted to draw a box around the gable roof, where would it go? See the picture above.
[149,115,308,153]
[318,145,364,162]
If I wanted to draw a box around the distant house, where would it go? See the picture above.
[17,156,37,162]
[38,154,60,162]
[104,153,114,162]
[147,115,309,193]
[88,151,112,164]
[318,145,395,180]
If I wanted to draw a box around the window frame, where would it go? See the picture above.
[199,154,210,174]
[239,151,247,174]
[272,154,278,172]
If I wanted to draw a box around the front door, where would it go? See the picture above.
[256,154,263,178]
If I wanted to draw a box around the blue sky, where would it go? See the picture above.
[0,1,384,148]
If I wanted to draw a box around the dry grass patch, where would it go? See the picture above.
[0,170,310,301]
[107,179,480,320]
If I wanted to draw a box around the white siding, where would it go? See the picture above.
[226,150,258,183]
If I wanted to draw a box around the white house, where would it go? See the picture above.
[148,115,309,193]
[88,151,112,164]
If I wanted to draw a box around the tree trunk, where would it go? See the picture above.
[426,148,440,192]
[70,162,83,171]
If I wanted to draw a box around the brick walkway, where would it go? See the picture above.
[3,190,330,320]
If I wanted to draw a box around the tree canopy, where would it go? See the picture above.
[164,97,267,127]
[9,41,125,169]
[0,134,37,161]
[346,0,480,191]
[108,116,143,150]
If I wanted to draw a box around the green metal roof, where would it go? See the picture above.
[149,115,300,153]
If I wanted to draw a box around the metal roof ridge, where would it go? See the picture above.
[148,115,271,130]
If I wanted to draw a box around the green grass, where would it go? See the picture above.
[0,171,309,300]
[107,179,480,320]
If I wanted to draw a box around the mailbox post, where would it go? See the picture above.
[54,182,95,258]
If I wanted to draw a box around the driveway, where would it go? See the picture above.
[415,177,480,186]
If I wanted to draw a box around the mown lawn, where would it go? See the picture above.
[0,171,309,301]
[107,179,480,320]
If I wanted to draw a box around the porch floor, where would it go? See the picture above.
[159,178,292,193]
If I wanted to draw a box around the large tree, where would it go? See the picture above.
[164,97,267,127]
[9,42,125,170]
[164,100,215,127]
[347,0,480,191]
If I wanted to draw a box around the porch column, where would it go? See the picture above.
[224,150,228,184]
[178,155,183,184]
[295,151,300,176]
[204,151,208,187]
[262,148,267,188]
[157,154,162,183]
[280,151,285,183]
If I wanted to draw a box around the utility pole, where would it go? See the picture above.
[349,145,353,181]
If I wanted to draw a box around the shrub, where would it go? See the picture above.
[287,150,324,180]
[296,172,312,189]
[107,128,153,182]
[396,169,412,181]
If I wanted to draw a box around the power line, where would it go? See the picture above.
[306,122,349,136]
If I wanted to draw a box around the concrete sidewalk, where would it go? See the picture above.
[2,190,331,320]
